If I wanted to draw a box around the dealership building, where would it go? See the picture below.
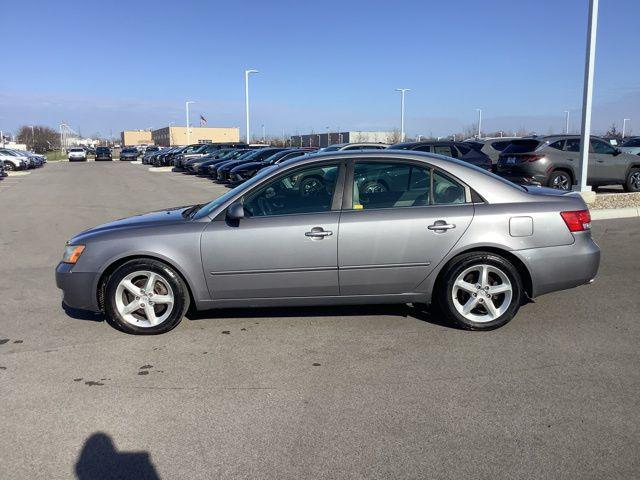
[151,126,239,146]
[290,131,396,148]
[121,130,153,146]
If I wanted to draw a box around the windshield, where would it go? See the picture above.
[193,165,278,219]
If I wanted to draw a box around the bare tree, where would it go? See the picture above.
[16,125,60,152]
[605,122,621,139]
[386,129,401,144]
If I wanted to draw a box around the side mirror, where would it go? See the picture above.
[613,148,622,156]
[226,200,244,220]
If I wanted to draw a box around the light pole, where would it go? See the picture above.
[577,0,599,193]
[326,126,330,147]
[476,109,482,139]
[622,118,630,139]
[564,111,570,134]
[29,125,35,150]
[244,69,259,143]
[0,129,3,147]
[261,124,265,144]
[185,101,194,144]
[416,134,422,142]
[396,88,410,142]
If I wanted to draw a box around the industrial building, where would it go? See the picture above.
[151,126,240,146]
[120,130,153,146]
[290,131,396,148]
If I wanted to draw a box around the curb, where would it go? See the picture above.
[6,171,31,177]
[148,167,173,172]
[591,207,640,221]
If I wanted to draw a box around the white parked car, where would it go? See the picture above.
[0,148,29,170]
[68,147,87,162]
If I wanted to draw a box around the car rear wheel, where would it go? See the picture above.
[437,252,523,330]
[104,259,189,335]
[3,162,15,171]
[623,168,640,192]
[548,170,572,190]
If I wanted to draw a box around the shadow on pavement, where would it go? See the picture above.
[75,432,160,480]
[62,302,103,322]
[187,303,463,330]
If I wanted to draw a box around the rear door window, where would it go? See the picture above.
[501,140,541,154]
[591,139,617,154]
[564,139,581,152]
[353,162,430,210]
[549,140,565,150]
[433,145,456,157]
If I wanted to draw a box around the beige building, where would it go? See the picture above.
[152,126,240,146]
[121,130,153,146]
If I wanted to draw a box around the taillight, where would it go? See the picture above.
[560,210,591,232]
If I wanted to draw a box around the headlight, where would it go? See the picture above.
[62,244,85,264]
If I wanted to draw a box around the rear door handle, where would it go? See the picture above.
[428,221,456,232]
[305,227,333,238]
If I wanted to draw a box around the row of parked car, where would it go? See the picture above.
[0,147,47,175]
[137,135,640,192]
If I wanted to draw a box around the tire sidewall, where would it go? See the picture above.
[438,253,523,330]
[104,259,188,335]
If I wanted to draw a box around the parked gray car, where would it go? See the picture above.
[496,135,640,191]
[56,151,600,335]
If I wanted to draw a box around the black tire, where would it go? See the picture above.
[623,168,640,192]
[436,252,524,331]
[547,170,572,190]
[3,162,15,171]
[103,259,190,335]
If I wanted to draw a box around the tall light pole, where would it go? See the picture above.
[326,126,330,147]
[577,0,599,193]
[185,101,194,144]
[622,118,630,139]
[564,111,570,134]
[396,88,410,142]
[244,69,259,143]
[476,109,482,139]
[261,124,265,144]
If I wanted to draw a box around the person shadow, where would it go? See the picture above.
[75,432,160,480]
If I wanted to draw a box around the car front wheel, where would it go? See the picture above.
[3,162,15,171]
[437,252,523,330]
[104,259,190,335]
[623,168,640,192]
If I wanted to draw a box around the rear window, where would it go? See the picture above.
[96,147,110,153]
[501,139,541,154]
[490,141,512,151]
[122,148,137,153]
[622,138,640,147]
[70,148,84,152]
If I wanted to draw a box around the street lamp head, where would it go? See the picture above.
[395,88,410,93]
[246,69,259,75]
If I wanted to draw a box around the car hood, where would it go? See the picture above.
[70,206,194,242]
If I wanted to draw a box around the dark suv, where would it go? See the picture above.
[95,147,112,161]
[388,141,492,171]
[496,135,640,191]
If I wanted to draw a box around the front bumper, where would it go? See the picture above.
[514,232,600,298]
[55,262,101,311]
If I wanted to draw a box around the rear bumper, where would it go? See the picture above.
[55,262,100,311]
[514,233,600,298]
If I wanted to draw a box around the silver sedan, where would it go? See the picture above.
[56,151,600,334]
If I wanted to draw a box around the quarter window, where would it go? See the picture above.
[243,164,339,217]
[433,145,456,157]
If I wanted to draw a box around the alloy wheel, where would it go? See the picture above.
[630,171,640,191]
[451,264,513,323]
[552,174,570,190]
[114,271,174,328]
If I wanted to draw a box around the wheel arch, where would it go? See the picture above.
[432,246,533,301]
[96,254,195,312]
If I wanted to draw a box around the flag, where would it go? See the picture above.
[199,114,207,127]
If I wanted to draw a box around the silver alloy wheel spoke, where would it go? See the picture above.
[451,264,513,323]
[114,270,174,328]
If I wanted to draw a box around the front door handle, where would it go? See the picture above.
[428,221,456,232]
[305,227,333,239]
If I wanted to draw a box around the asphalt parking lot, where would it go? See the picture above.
[1,161,639,479]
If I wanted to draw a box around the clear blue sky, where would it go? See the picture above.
[1,0,638,138]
